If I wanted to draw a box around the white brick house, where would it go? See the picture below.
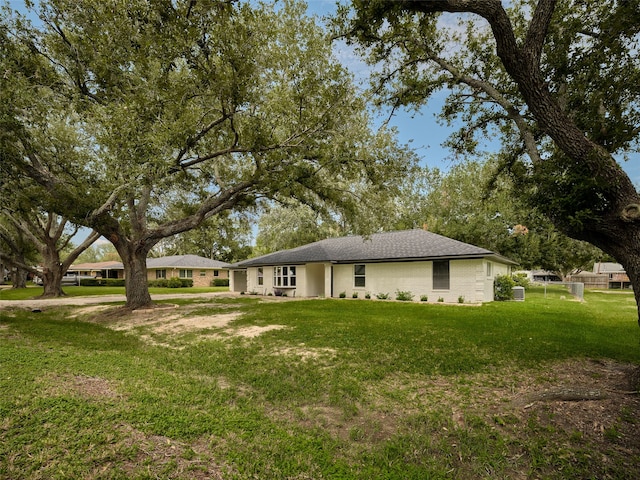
[229,230,516,303]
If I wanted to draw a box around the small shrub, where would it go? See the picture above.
[352,292,358,298]
[376,292,389,300]
[420,295,428,302]
[211,278,230,287]
[167,277,184,288]
[494,274,515,301]
[240,291,245,295]
[458,296,465,304]
[511,273,530,288]
[79,278,106,286]
[395,290,414,301]
[103,278,126,287]
[438,297,444,303]
[365,293,371,299]
[339,291,346,298]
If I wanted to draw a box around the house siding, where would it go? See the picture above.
[333,259,505,303]
[237,258,511,302]
[147,268,228,287]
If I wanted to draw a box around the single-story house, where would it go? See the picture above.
[71,261,124,279]
[229,229,517,303]
[531,270,562,283]
[66,255,230,287]
[592,262,631,289]
[145,255,230,287]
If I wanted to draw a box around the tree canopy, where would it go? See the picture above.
[2,0,415,308]
[338,0,640,321]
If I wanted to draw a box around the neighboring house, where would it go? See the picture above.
[145,255,231,287]
[592,262,631,289]
[72,261,124,279]
[65,256,230,287]
[531,270,562,283]
[33,261,123,285]
[229,229,517,303]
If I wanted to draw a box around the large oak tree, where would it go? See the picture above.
[339,0,640,321]
[3,0,413,309]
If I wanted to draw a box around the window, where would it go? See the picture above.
[214,270,219,277]
[179,269,193,279]
[433,260,450,290]
[486,262,492,277]
[273,266,296,287]
[200,270,207,277]
[156,269,166,279]
[257,267,264,286]
[354,264,366,287]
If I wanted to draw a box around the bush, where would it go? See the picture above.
[103,278,126,287]
[376,292,389,300]
[395,290,414,301]
[167,277,184,288]
[339,291,346,298]
[458,296,465,304]
[365,293,371,299]
[420,295,428,302]
[149,279,168,288]
[211,278,230,287]
[79,278,105,286]
[494,274,515,301]
[438,297,444,303]
[512,273,530,288]
[352,292,359,298]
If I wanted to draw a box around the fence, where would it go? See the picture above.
[542,281,585,301]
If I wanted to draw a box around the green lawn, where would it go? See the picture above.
[0,285,228,300]
[1,286,638,479]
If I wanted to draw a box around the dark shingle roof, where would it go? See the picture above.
[146,255,230,269]
[233,230,516,268]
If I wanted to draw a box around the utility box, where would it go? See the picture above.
[512,286,525,301]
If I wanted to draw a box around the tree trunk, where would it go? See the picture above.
[12,267,28,289]
[121,249,153,310]
[605,240,640,328]
[40,265,66,297]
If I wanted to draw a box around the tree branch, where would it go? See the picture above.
[427,54,542,163]
[524,0,557,65]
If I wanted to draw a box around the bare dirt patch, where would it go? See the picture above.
[43,373,122,401]
[87,303,287,342]
[233,324,288,338]
[276,345,338,361]
[117,424,228,480]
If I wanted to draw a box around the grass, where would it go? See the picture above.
[1,286,639,479]
[0,285,228,300]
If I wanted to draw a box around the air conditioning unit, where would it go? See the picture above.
[512,286,525,301]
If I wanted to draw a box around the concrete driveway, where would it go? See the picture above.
[0,292,239,309]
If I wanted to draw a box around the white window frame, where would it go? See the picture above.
[257,267,264,286]
[179,269,193,279]
[273,266,296,287]
[156,269,166,279]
